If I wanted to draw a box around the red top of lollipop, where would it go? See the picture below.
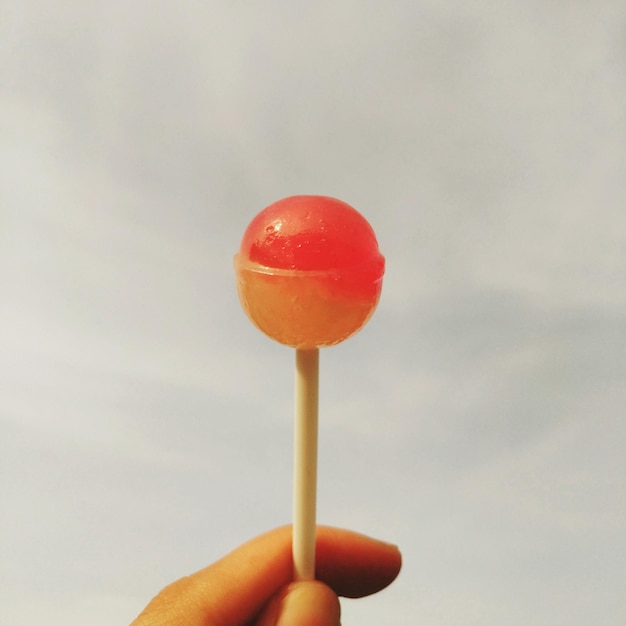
[240,195,384,274]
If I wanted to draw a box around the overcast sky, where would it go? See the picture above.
[2,1,625,625]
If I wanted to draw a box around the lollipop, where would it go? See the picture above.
[234,195,384,580]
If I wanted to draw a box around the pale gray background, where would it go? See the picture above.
[1,1,625,625]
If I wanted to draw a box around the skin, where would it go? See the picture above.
[131,525,402,626]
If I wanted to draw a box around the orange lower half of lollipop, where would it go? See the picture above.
[236,266,383,349]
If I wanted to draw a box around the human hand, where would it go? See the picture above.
[131,525,401,626]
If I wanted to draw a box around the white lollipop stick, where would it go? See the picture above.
[293,348,319,581]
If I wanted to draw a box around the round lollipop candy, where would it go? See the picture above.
[234,195,385,580]
[234,195,385,349]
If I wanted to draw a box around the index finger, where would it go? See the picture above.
[131,525,401,626]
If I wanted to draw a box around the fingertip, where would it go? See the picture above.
[315,527,402,598]
[257,581,340,626]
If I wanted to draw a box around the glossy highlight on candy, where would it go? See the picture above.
[234,195,385,348]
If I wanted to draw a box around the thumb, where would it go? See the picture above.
[256,581,341,626]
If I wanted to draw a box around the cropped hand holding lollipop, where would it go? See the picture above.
[127,199,393,625]
[235,195,385,581]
